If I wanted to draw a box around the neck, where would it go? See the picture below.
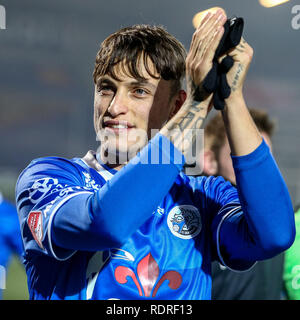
[105,163,126,171]
[96,151,129,171]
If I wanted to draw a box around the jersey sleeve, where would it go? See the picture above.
[15,157,94,260]
[199,176,255,271]
[202,139,295,271]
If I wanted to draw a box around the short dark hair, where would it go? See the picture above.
[93,24,186,97]
[205,108,275,158]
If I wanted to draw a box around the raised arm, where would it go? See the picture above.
[160,9,227,154]
[221,37,262,156]
[161,8,295,262]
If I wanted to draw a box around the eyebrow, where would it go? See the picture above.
[128,80,157,91]
[97,76,157,91]
[96,77,115,87]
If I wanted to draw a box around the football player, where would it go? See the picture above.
[16,9,295,299]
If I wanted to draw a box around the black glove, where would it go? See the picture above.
[202,17,244,110]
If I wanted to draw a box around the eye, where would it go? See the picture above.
[97,85,114,96]
[133,88,148,96]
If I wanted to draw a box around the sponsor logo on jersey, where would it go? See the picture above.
[152,206,165,216]
[82,172,100,191]
[27,211,44,249]
[167,205,202,239]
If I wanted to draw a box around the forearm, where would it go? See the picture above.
[222,93,262,156]
[160,97,210,158]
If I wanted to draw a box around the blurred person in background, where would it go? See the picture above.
[283,205,300,300]
[0,191,24,299]
[203,109,285,300]
[203,109,274,186]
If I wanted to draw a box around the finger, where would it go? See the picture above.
[201,10,226,42]
[234,37,247,53]
[189,12,212,53]
[189,10,224,60]
[225,39,253,62]
[192,12,227,62]
[217,53,226,64]
[226,37,247,56]
[197,11,212,29]
[202,25,225,63]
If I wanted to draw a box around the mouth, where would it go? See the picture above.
[102,120,135,134]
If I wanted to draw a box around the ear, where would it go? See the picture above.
[203,150,218,176]
[168,89,187,120]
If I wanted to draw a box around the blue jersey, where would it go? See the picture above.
[0,193,24,298]
[15,134,295,300]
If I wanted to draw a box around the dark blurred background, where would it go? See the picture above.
[0,0,299,299]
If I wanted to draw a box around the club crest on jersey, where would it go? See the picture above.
[167,205,201,239]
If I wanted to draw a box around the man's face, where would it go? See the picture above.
[218,131,272,185]
[93,58,176,165]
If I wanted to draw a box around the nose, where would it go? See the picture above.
[107,90,129,117]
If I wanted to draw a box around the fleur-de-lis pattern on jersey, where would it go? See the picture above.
[114,252,182,297]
